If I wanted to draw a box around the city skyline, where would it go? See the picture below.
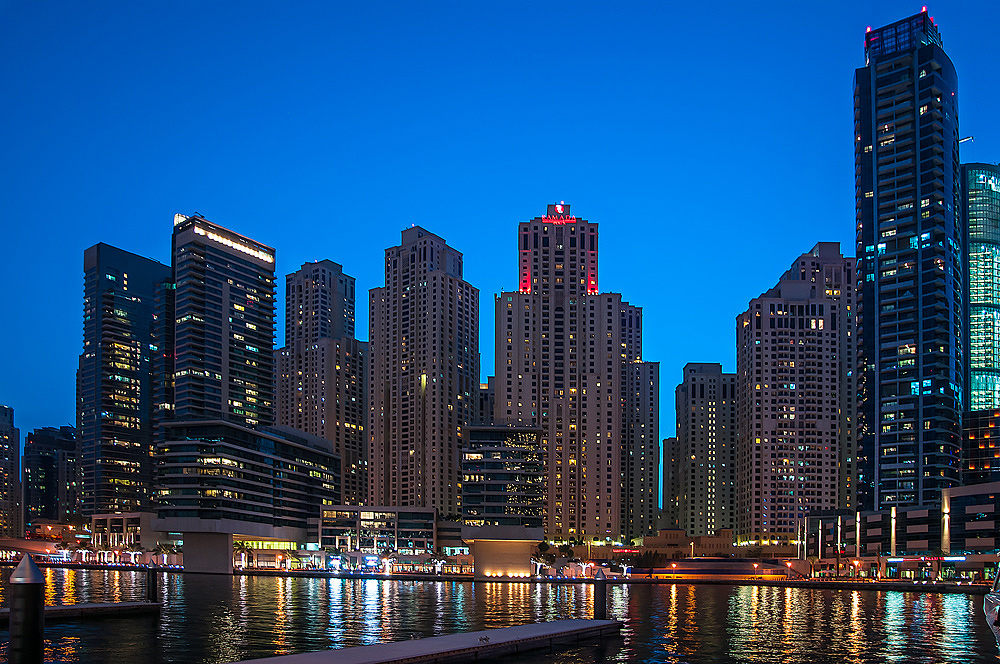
[4,2,1000,449]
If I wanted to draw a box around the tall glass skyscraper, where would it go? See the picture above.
[964,163,1000,409]
[78,243,169,515]
[961,163,1000,485]
[855,11,963,510]
[155,214,277,429]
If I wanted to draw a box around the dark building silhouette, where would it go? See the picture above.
[77,243,169,516]
[23,426,78,524]
[855,11,963,510]
[0,405,20,537]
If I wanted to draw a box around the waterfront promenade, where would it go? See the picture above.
[1,568,997,663]
[1,560,991,595]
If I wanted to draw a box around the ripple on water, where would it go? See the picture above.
[0,570,998,664]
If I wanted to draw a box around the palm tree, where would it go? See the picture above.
[531,552,548,576]
[429,549,450,574]
[233,541,253,568]
[98,542,113,564]
[153,542,176,566]
[127,542,144,565]
[78,542,94,563]
[380,549,397,574]
[807,555,819,579]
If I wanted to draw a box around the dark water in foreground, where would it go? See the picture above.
[0,568,998,663]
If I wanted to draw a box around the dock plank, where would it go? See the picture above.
[232,619,621,664]
[0,602,161,622]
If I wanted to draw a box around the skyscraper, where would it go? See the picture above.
[0,405,20,537]
[674,363,737,537]
[735,243,855,545]
[964,163,1000,410]
[276,260,368,505]
[78,243,169,515]
[368,227,479,515]
[961,163,1000,485]
[155,214,277,430]
[23,426,78,524]
[495,203,659,540]
[855,10,963,510]
[661,436,680,530]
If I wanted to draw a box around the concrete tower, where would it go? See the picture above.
[368,227,479,515]
[276,260,368,505]
[674,363,737,537]
[736,243,856,545]
[495,203,659,541]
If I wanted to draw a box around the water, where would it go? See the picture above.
[1,568,998,663]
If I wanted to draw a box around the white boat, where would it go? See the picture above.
[987,574,1000,646]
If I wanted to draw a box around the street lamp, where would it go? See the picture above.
[689,542,695,558]
[786,561,792,580]
[753,562,759,579]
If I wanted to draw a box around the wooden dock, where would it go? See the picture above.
[232,619,622,664]
[0,602,161,622]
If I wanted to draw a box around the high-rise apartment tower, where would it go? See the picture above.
[0,406,20,537]
[674,363,736,537]
[23,426,78,524]
[736,243,855,544]
[155,214,276,431]
[368,227,479,515]
[855,10,963,510]
[276,260,368,505]
[495,203,659,540]
[78,243,169,515]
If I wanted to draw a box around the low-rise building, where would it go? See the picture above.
[320,506,435,555]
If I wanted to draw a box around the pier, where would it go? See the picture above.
[232,619,622,664]
[0,602,161,623]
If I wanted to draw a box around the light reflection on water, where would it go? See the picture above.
[0,569,997,664]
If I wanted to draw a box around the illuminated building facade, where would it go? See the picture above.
[320,505,435,554]
[368,227,479,515]
[0,405,21,538]
[495,203,659,540]
[276,261,368,505]
[965,163,1000,410]
[156,421,340,535]
[675,363,736,537]
[155,214,276,429]
[78,243,169,515]
[461,426,543,528]
[962,410,1000,485]
[23,426,78,524]
[736,243,855,545]
[855,10,964,510]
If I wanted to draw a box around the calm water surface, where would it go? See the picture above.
[0,568,998,663]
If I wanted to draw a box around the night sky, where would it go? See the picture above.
[3,2,999,465]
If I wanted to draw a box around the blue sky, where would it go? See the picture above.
[2,1,999,448]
